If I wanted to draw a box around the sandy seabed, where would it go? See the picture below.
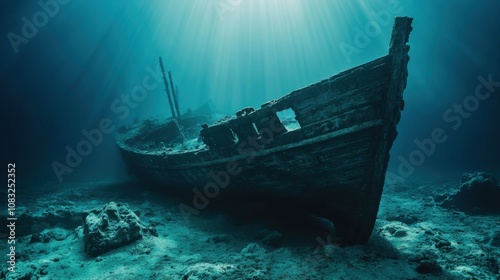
[1,176,499,280]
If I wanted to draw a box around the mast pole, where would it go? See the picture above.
[168,71,181,122]
[159,56,177,120]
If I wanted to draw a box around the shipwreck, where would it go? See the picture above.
[116,17,413,244]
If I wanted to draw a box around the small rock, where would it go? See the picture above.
[393,230,408,238]
[386,214,419,225]
[206,234,230,244]
[261,230,283,247]
[435,239,451,249]
[183,263,237,280]
[383,225,408,238]
[133,242,153,255]
[385,226,397,235]
[416,260,442,274]
[246,269,268,279]
[17,206,86,237]
[441,172,500,213]
[38,266,48,276]
[30,227,70,243]
[490,232,500,247]
[241,243,266,255]
[485,256,500,275]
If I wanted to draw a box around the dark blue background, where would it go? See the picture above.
[1,0,499,184]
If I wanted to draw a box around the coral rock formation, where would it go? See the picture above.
[83,202,156,257]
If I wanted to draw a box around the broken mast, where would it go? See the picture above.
[159,56,177,120]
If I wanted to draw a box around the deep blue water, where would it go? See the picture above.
[1,0,499,183]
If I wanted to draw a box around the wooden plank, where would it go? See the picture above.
[274,55,391,106]
[292,69,390,115]
[301,105,383,137]
[294,80,387,123]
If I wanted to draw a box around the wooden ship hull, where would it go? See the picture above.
[116,17,413,244]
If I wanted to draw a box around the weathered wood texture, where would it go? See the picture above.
[336,17,413,244]
[116,17,413,245]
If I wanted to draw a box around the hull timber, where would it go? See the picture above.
[116,17,413,244]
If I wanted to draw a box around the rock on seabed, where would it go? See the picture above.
[441,172,500,213]
[84,202,155,257]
